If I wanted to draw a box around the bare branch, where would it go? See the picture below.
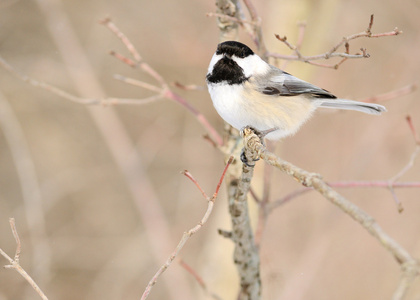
[266,116,420,213]
[269,14,402,69]
[113,74,163,93]
[241,127,420,299]
[172,81,205,91]
[268,187,311,212]
[406,115,420,145]
[0,218,49,300]
[224,129,263,300]
[101,18,223,145]
[0,19,223,146]
[387,116,420,211]
[99,17,142,62]
[140,157,234,300]
[109,50,138,68]
[182,170,209,199]
[360,84,417,103]
[179,259,224,300]
[9,218,21,262]
[267,180,420,213]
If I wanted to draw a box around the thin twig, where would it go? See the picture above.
[267,180,420,213]
[113,74,163,93]
[0,22,223,146]
[99,17,142,62]
[140,157,234,300]
[172,81,205,91]
[0,55,156,105]
[406,115,420,145]
[109,50,138,68]
[179,259,224,300]
[0,218,49,300]
[181,170,209,199]
[330,181,420,189]
[295,21,307,51]
[268,187,312,212]
[101,18,223,145]
[9,218,21,262]
[269,15,402,69]
[360,84,417,103]
[34,2,194,299]
[387,116,420,212]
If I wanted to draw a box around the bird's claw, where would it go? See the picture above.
[240,148,259,167]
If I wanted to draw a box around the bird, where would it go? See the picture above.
[206,41,386,141]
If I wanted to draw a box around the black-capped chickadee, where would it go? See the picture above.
[206,41,386,141]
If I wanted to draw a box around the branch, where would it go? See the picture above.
[359,84,417,103]
[223,130,263,300]
[179,259,224,300]
[267,115,420,213]
[211,2,263,299]
[0,218,49,300]
[241,127,419,299]
[268,15,402,69]
[0,19,223,146]
[387,116,420,211]
[140,157,234,300]
[101,18,223,145]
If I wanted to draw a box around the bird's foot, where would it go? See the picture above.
[240,149,259,167]
[239,126,277,167]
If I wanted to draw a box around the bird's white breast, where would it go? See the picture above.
[207,81,317,140]
[207,82,248,130]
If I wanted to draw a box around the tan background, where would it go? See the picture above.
[0,0,419,299]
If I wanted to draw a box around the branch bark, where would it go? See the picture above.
[228,162,261,299]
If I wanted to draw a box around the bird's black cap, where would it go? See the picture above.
[216,41,254,58]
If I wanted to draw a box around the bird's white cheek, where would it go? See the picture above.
[232,55,270,77]
[207,53,223,75]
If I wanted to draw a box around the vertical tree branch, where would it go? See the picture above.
[213,1,262,299]
[215,0,240,42]
[227,155,261,299]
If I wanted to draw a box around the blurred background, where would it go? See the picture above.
[0,0,419,299]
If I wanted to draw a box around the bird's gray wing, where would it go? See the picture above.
[256,70,336,99]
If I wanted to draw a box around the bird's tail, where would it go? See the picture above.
[319,99,386,115]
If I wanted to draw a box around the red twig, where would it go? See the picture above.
[179,259,224,300]
[213,156,234,197]
[182,170,209,199]
[406,115,420,145]
[140,157,234,300]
